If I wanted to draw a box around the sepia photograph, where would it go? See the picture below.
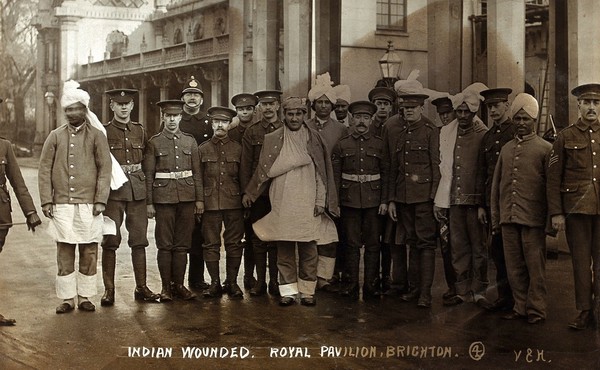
[0,0,599,368]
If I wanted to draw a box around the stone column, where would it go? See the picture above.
[487,0,525,96]
[282,0,311,97]
[58,16,81,85]
[202,66,223,107]
[229,0,246,98]
[253,0,279,90]
[568,0,600,123]
[138,78,148,126]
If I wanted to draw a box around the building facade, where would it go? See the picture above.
[33,0,600,146]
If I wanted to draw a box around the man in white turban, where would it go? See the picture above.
[306,73,348,292]
[333,84,351,127]
[39,80,114,314]
[435,87,489,307]
[490,93,551,324]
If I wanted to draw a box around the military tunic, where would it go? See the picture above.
[102,119,148,250]
[547,118,600,311]
[143,130,202,251]
[199,136,244,262]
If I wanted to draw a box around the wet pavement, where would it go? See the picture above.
[0,164,599,369]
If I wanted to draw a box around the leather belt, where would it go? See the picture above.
[155,170,193,179]
[341,173,381,183]
[120,163,142,173]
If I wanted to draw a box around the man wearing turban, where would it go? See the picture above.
[39,80,114,314]
[306,73,348,292]
[490,93,551,324]
[434,88,489,306]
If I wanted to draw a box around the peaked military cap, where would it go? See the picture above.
[431,96,454,114]
[157,100,185,114]
[571,83,600,100]
[208,106,237,121]
[254,90,282,103]
[181,76,204,96]
[231,93,258,108]
[348,101,377,116]
[105,88,137,103]
[481,88,512,104]
[397,94,429,107]
[368,87,396,103]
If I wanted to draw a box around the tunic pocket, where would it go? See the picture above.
[564,141,588,169]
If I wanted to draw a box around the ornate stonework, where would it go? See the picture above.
[93,0,147,8]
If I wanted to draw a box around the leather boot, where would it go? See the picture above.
[243,241,256,288]
[157,250,173,302]
[172,251,196,300]
[203,261,223,298]
[132,247,159,302]
[267,247,279,295]
[188,254,209,290]
[101,249,116,306]
[380,242,392,294]
[417,249,436,308]
[250,251,267,296]
[390,244,408,294]
[401,248,421,301]
[363,247,381,299]
[340,244,360,300]
[226,257,243,298]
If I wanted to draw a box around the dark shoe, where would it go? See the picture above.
[417,295,432,308]
[173,284,197,300]
[134,286,160,302]
[190,281,210,290]
[203,281,223,298]
[243,276,257,290]
[502,311,526,320]
[363,283,382,299]
[55,302,74,314]
[250,281,267,296]
[475,296,493,310]
[100,289,115,306]
[381,276,392,294]
[222,279,231,293]
[383,286,406,297]
[160,286,173,302]
[268,280,280,296]
[568,310,592,330]
[527,314,544,324]
[485,297,514,312]
[227,283,244,299]
[400,288,420,302]
[0,314,16,326]
[78,301,96,312]
[300,296,316,306]
[279,296,295,306]
[442,288,456,300]
[340,283,359,300]
[443,295,464,306]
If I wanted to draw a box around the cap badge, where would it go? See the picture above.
[120,91,125,96]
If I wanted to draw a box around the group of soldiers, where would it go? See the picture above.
[0,73,598,333]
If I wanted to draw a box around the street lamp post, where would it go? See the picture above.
[377,41,403,88]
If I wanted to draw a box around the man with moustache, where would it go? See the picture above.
[547,83,600,330]
[228,93,259,289]
[240,90,283,296]
[179,76,213,292]
[39,80,113,314]
[100,89,158,306]
[243,97,339,306]
[476,88,516,312]
[491,93,551,324]
[199,107,245,298]
[332,101,386,300]
[306,74,348,292]
[387,94,440,307]
[435,89,489,306]
[144,100,202,302]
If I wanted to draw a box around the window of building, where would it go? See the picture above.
[174,28,183,44]
[377,0,407,32]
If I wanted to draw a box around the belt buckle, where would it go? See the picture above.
[358,174,367,183]
[173,172,183,179]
